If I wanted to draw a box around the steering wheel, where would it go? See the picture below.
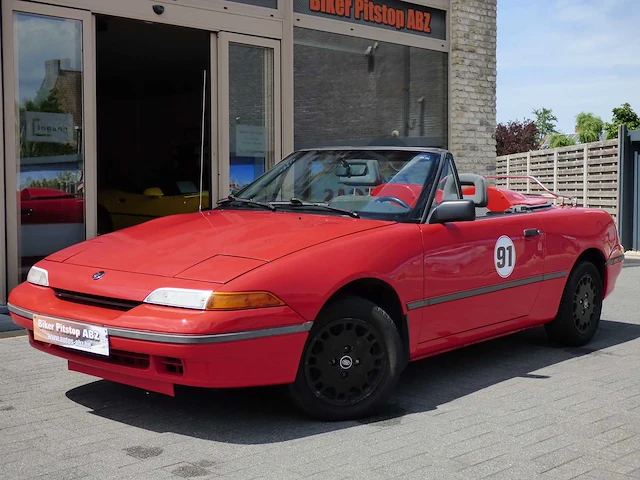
[373,196,411,209]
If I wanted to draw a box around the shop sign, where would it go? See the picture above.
[294,0,446,39]
[25,111,74,144]
[236,124,267,157]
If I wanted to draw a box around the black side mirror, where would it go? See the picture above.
[428,199,476,224]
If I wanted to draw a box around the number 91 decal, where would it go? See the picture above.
[494,235,516,278]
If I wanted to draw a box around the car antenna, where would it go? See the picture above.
[198,69,206,212]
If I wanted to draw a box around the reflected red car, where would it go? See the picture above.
[20,187,83,224]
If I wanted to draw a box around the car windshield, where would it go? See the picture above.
[221,149,442,221]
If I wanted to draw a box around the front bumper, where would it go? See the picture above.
[8,282,311,395]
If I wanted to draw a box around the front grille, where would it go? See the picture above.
[31,331,150,369]
[110,350,150,369]
[54,288,141,311]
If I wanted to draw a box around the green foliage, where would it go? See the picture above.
[548,133,576,148]
[24,88,65,114]
[21,171,76,190]
[575,112,604,144]
[532,107,558,142]
[604,103,640,139]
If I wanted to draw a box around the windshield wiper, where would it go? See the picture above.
[272,198,360,218]
[217,195,276,211]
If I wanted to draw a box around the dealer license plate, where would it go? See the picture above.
[33,315,109,356]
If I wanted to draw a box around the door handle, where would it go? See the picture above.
[524,228,541,237]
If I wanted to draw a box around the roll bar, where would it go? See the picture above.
[483,175,578,207]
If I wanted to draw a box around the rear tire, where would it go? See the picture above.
[545,261,603,346]
[289,295,403,421]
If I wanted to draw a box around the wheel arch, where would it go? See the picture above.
[324,277,410,368]
[573,247,607,291]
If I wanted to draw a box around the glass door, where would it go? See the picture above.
[2,1,95,291]
[218,33,280,197]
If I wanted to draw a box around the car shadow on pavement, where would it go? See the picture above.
[66,318,640,444]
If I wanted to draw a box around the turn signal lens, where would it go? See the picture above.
[27,266,49,287]
[205,291,285,310]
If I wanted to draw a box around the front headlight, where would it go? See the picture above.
[143,288,213,310]
[143,288,285,311]
[27,266,49,287]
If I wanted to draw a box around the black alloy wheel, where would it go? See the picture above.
[545,261,603,346]
[289,295,403,421]
[573,274,598,334]
[303,317,386,406]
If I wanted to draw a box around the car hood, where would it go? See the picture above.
[47,209,391,280]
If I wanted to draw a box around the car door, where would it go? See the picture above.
[416,159,546,343]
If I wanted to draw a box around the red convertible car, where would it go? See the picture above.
[8,147,625,420]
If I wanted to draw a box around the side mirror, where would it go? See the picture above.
[428,199,476,224]
[143,187,164,198]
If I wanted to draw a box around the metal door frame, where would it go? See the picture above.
[217,32,281,198]
[2,0,96,293]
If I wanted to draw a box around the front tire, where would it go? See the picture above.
[289,295,403,421]
[545,261,603,346]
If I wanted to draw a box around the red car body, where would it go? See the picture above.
[20,187,84,224]
[8,148,624,419]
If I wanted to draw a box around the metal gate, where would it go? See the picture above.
[618,125,640,252]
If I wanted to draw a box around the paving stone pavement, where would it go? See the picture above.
[1,259,640,480]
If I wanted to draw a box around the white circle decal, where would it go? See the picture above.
[494,235,516,278]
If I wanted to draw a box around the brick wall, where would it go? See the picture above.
[449,0,497,174]
[293,28,448,149]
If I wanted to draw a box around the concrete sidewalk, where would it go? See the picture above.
[1,262,640,479]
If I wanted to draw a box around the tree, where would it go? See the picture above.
[532,107,558,143]
[548,133,576,148]
[21,171,76,190]
[575,112,604,144]
[605,103,640,139]
[495,119,539,156]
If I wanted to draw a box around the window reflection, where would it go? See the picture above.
[229,43,275,194]
[293,28,448,149]
[15,13,85,280]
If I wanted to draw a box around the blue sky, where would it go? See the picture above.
[497,0,640,133]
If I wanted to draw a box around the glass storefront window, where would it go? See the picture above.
[228,43,275,194]
[293,28,448,150]
[14,12,85,280]
[95,17,211,235]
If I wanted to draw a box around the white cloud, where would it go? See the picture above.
[497,0,640,130]
[498,73,640,131]
[15,13,83,104]
[498,0,639,69]
[554,0,622,23]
